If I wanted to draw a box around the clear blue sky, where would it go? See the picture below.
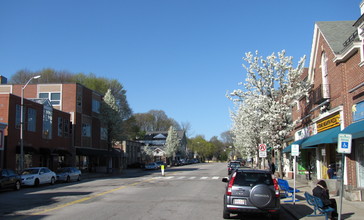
[0,0,359,140]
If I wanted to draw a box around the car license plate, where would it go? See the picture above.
[233,199,246,205]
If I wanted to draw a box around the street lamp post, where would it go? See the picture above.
[20,75,41,171]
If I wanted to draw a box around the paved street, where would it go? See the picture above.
[1,163,294,220]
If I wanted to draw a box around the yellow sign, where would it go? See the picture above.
[317,114,340,132]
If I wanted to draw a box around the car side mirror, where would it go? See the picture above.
[222,177,229,183]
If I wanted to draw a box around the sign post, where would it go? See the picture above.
[291,144,300,204]
[337,134,352,220]
[259,144,267,169]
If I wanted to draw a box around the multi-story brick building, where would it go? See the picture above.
[284,2,364,201]
[0,93,72,171]
[0,82,122,173]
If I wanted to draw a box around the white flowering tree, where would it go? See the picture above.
[229,50,310,176]
[165,126,180,164]
[100,89,123,172]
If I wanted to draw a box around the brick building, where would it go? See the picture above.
[0,83,122,173]
[284,2,364,201]
[0,93,72,171]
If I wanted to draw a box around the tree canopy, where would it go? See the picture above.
[228,50,310,174]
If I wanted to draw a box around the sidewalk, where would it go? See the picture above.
[281,179,364,220]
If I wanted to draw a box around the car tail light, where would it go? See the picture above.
[272,177,280,198]
[226,172,236,196]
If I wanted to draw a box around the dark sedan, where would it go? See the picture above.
[0,169,21,191]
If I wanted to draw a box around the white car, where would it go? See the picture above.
[21,167,56,186]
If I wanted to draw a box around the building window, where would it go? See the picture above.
[64,119,70,137]
[92,99,100,113]
[15,104,21,129]
[42,108,53,139]
[82,123,91,137]
[100,127,108,140]
[39,92,61,105]
[58,117,63,137]
[27,108,36,132]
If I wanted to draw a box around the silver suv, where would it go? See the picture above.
[222,169,280,219]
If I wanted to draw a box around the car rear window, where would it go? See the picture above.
[234,172,273,186]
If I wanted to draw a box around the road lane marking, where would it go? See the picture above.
[30,179,152,216]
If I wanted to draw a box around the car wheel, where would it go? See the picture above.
[50,177,55,185]
[14,181,21,191]
[34,178,40,187]
[66,176,71,183]
[249,184,274,208]
[223,209,230,219]
[77,175,81,181]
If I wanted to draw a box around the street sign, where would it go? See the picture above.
[337,133,352,154]
[259,144,267,158]
[291,144,299,156]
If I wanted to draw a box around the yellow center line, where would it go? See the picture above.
[30,178,153,216]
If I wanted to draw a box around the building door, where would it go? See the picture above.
[355,139,364,188]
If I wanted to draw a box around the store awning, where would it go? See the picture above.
[282,137,309,153]
[337,120,364,140]
[301,126,341,148]
[76,147,110,156]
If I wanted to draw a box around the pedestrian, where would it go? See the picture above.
[270,161,276,175]
[312,180,338,220]
[327,164,337,179]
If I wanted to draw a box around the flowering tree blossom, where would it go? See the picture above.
[228,50,310,176]
[101,89,123,147]
[165,126,180,162]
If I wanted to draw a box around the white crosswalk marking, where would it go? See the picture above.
[152,176,220,181]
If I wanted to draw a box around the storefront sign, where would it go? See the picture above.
[317,113,340,133]
[353,101,364,122]
[295,124,317,140]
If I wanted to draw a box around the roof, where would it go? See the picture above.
[316,20,358,54]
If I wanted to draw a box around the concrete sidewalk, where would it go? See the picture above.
[281,179,364,220]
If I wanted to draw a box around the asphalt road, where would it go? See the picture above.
[0,163,295,220]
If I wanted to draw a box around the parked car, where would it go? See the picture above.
[56,167,81,183]
[0,168,21,191]
[155,161,165,168]
[145,162,159,170]
[20,167,56,186]
[227,161,241,175]
[228,162,241,175]
[222,169,280,219]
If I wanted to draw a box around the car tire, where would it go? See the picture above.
[66,176,71,183]
[249,184,274,209]
[14,181,21,191]
[50,177,55,185]
[34,178,40,187]
[223,209,230,219]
